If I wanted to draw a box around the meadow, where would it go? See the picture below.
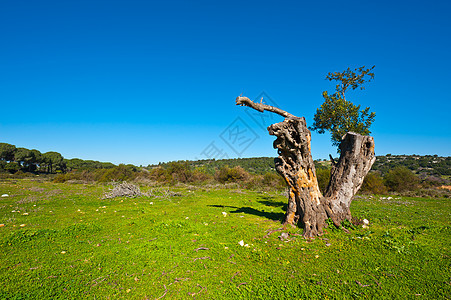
[0,179,450,299]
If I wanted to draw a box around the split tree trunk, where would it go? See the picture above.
[236,96,375,238]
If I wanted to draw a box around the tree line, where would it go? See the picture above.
[2,142,449,197]
[0,142,115,174]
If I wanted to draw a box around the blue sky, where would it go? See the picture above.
[1,0,450,165]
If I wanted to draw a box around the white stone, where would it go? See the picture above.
[363,219,369,225]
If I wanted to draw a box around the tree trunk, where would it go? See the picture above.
[236,96,375,238]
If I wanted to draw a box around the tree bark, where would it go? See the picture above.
[236,96,375,238]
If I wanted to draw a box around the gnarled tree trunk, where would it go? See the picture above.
[236,96,375,238]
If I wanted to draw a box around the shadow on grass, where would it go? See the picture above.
[230,207,284,221]
[208,204,284,222]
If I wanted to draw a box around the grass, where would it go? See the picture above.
[0,179,450,299]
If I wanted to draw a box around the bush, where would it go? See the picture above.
[98,164,136,183]
[166,161,193,183]
[4,162,20,173]
[384,166,419,192]
[215,166,250,183]
[262,172,286,190]
[316,168,331,194]
[360,172,387,194]
[147,167,171,182]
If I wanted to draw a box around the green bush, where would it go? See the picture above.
[166,161,193,183]
[316,168,331,194]
[360,172,387,194]
[4,162,20,173]
[215,166,250,183]
[384,166,419,192]
[98,164,136,183]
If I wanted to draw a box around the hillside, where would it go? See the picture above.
[151,155,451,177]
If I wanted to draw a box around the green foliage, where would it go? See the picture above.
[215,165,250,183]
[65,158,115,171]
[384,166,420,192]
[166,161,193,183]
[4,162,20,173]
[97,164,136,182]
[0,143,16,161]
[316,168,331,194]
[372,154,451,177]
[42,151,65,173]
[310,66,376,148]
[361,172,387,194]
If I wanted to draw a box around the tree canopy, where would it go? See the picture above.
[310,66,376,148]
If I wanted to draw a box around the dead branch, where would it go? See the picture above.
[236,96,297,119]
[103,181,143,199]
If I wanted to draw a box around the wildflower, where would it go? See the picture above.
[222,212,227,217]
[23,213,29,216]
[20,224,26,227]
[238,240,244,246]
[315,255,319,258]
[61,251,66,254]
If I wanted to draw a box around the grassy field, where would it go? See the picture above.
[0,179,450,299]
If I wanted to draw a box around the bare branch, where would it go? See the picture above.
[235,96,297,119]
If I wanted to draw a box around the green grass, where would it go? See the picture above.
[0,179,450,299]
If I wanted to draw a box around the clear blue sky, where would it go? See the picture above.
[1,0,450,165]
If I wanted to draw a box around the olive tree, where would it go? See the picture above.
[236,66,376,237]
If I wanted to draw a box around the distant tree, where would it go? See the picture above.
[0,143,16,162]
[4,162,20,173]
[30,149,42,171]
[42,151,64,173]
[310,66,376,148]
[14,148,35,171]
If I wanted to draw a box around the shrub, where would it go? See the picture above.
[98,164,136,183]
[215,166,250,183]
[262,172,286,190]
[166,161,193,183]
[4,162,20,173]
[384,166,419,192]
[147,167,171,182]
[360,172,387,194]
[316,168,331,194]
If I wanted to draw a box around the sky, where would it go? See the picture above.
[1,0,450,165]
